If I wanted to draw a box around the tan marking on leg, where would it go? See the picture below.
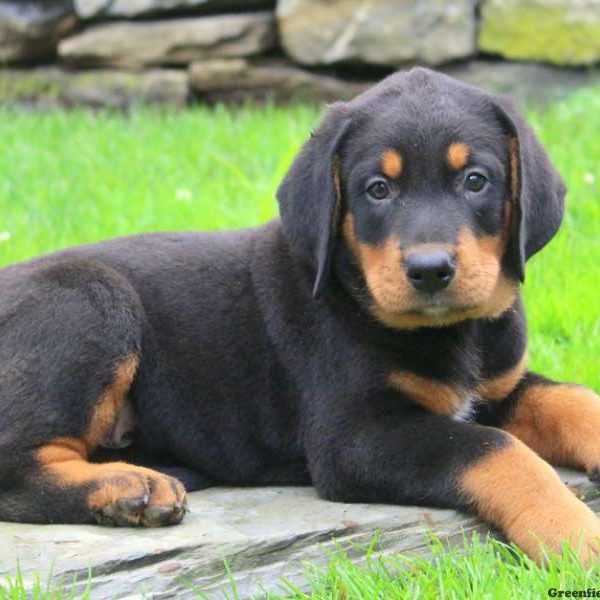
[388,371,467,416]
[35,448,186,527]
[29,353,186,527]
[381,149,403,179]
[478,353,528,401]
[84,354,139,452]
[504,384,600,473]
[37,438,88,465]
[461,437,600,563]
[446,142,470,170]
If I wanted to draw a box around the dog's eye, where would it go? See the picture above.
[465,172,488,193]
[367,180,390,200]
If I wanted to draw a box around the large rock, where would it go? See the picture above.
[75,0,274,19]
[1,470,598,598]
[442,59,600,107]
[59,12,277,69]
[0,68,189,108]
[479,0,600,66]
[0,1,77,64]
[189,58,370,103]
[277,0,475,67]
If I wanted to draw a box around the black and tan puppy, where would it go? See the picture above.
[1,68,599,561]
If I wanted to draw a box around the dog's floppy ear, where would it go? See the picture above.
[277,103,352,299]
[493,97,566,282]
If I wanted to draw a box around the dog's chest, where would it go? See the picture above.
[384,327,482,419]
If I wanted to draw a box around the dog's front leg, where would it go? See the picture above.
[483,372,600,479]
[306,404,600,562]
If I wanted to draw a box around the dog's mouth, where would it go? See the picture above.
[379,293,481,325]
[407,302,476,320]
[405,292,476,317]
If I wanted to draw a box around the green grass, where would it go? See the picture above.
[264,536,600,600]
[2,537,599,599]
[0,103,318,263]
[0,564,90,600]
[0,87,599,597]
[0,92,599,388]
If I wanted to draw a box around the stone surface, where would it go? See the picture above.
[189,58,370,103]
[1,469,598,598]
[277,0,475,67]
[75,0,274,19]
[442,59,600,107]
[0,0,77,64]
[2,60,600,110]
[479,0,600,66]
[59,12,277,69]
[0,68,188,108]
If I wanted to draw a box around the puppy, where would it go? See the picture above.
[0,68,598,562]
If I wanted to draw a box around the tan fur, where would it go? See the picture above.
[37,441,184,522]
[31,354,180,522]
[388,371,467,416]
[478,353,528,400]
[381,149,403,179]
[343,214,517,330]
[508,135,519,203]
[446,142,470,170]
[85,354,139,452]
[37,438,88,465]
[461,438,600,563]
[504,384,600,472]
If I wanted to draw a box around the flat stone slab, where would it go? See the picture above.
[189,58,371,104]
[0,68,189,109]
[59,12,277,69]
[1,469,599,598]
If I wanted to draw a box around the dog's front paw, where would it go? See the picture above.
[88,465,187,527]
[508,500,600,565]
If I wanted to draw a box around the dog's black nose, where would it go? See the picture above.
[404,250,455,293]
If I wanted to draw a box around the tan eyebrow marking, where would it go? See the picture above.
[381,149,403,179]
[447,142,470,170]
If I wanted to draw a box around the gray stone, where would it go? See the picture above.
[442,59,600,107]
[0,1,77,64]
[276,0,476,67]
[1,469,598,598]
[59,12,277,69]
[0,67,189,108]
[75,0,274,19]
[189,58,370,103]
[479,0,600,65]
[479,0,600,66]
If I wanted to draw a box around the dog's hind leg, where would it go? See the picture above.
[0,259,186,526]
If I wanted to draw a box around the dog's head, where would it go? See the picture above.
[277,68,565,329]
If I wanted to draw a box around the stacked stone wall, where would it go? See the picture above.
[1,1,600,108]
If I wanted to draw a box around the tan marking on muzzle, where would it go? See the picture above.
[343,214,410,313]
[343,217,517,330]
